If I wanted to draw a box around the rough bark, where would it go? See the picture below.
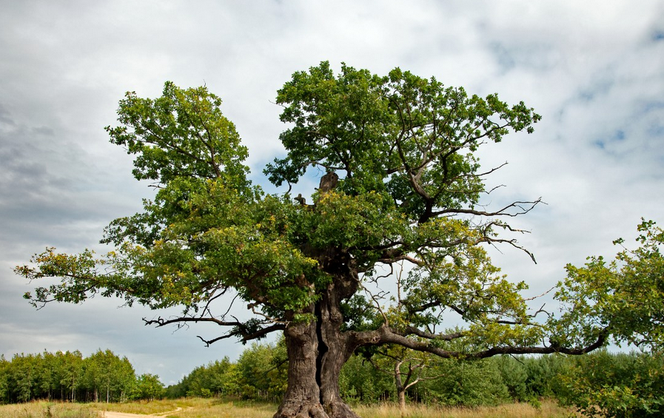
[274,276,360,418]
[318,283,359,418]
[274,321,359,418]
[274,319,327,418]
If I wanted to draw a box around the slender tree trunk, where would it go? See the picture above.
[394,360,407,413]
[398,390,406,413]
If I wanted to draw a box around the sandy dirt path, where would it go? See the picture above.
[101,407,183,418]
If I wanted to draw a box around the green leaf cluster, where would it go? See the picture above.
[106,81,249,186]
[267,62,541,224]
[553,220,664,351]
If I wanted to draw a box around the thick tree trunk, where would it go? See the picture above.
[274,320,327,418]
[318,286,359,418]
[274,281,360,418]
[318,343,358,418]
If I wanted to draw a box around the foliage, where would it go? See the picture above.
[131,373,165,401]
[554,220,664,351]
[5,345,663,415]
[235,341,288,402]
[0,350,160,404]
[418,358,510,407]
[0,356,7,403]
[167,357,239,399]
[557,351,664,418]
[339,351,513,408]
[17,80,320,329]
[552,220,664,417]
[166,342,287,402]
[339,354,393,403]
[82,350,135,403]
[15,63,552,355]
[495,354,566,403]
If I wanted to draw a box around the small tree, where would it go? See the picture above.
[7,354,38,403]
[83,349,135,403]
[18,62,635,418]
[338,354,392,403]
[554,220,664,417]
[366,345,442,412]
[236,341,288,402]
[58,350,84,402]
[132,374,165,401]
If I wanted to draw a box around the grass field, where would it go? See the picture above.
[0,398,578,418]
[0,401,99,418]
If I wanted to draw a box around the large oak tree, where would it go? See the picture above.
[17,62,619,418]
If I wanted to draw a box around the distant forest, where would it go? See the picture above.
[0,349,161,403]
[1,343,662,416]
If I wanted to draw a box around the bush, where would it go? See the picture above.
[557,351,664,418]
[420,358,510,407]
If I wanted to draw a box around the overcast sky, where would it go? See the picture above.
[1,1,663,385]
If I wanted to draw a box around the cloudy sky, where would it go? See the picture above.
[1,1,663,385]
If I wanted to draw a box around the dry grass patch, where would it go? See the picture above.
[0,402,99,418]
[353,400,576,418]
[1,399,578,418]
[166,399,275,418]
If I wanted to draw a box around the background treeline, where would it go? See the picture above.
[166,341,287,401]
[3,345,662,417]
[0,349,164,404]
[168,342,663,417]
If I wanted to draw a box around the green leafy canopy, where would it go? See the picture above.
[15,62,563,351]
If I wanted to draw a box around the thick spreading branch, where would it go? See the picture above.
[352,325,608,359]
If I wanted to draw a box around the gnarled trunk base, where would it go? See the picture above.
[274,399,359,418]
[323,400,360,418]
[274,399,327,418]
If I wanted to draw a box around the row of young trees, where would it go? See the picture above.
[0,350,164,404]
[168,341,663,418]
